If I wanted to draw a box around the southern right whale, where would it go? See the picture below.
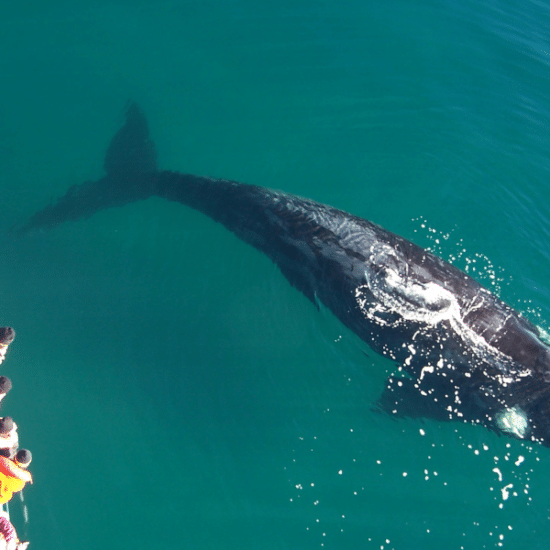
[20,103,550,446]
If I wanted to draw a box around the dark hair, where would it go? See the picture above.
[15,449,31,467]
[0,417,13,435]
[0,377,12,396]
[0,328,15,346]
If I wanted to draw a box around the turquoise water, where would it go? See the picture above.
[2,0,550,548]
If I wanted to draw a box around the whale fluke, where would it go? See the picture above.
[104,101,157,178]
[18,102,157,235]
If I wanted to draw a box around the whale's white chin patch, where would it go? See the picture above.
[495,406,529,438]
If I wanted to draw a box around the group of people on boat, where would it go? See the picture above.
[0,328,32,550]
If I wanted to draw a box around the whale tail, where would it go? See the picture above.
[18,102,158,235]
[103,101,157,178]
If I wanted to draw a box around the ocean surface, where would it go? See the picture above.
[2,0,550,548]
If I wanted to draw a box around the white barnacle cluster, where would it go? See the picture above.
[495,406,529,438]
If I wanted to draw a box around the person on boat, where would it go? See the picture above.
[0,330,15,366]
[0,450,32,505]
[0,512,29,550]
[0,419,18,459]
[0,380,12,410]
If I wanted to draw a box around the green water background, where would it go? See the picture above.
[2,0,550,548]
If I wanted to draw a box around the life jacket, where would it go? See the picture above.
[0,457,32,505]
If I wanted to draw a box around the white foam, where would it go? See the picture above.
[355,245,529,384]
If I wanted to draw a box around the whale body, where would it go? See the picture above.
[20,103,550,445]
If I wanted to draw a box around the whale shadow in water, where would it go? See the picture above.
[19,102,550,447]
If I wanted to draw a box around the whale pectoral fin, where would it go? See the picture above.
[374,373,455,422]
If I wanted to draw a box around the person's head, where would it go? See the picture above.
[0,328,15,365]
[14,449,31,468]
[0,418,13,436]
[0,378,12,403]
[0,329,15,347]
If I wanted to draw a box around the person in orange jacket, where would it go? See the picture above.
[0,450,32,505]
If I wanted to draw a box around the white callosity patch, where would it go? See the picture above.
[495,406,530,439]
